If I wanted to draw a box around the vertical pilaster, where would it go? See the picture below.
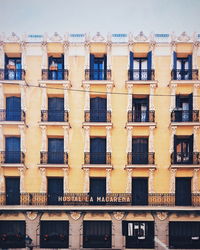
[20,42,26,70]
[126,169,132,193]
[20,84,26,111]
[169,168,177,193]
[149,84,156,111]
[150,41,155,69]
[63,42,69,70]
[192,42,198,69]
[107,38,112,70]
[63,168,69,193]
[84,84,90,111]
[19,125,26,153]
[193,126,199,152]
[107,84,112,112]
[170,84,177,112]
[19,167,25,193]
[0,125,3,151]
[0,41,4,69]
[170,42,176,70]
[63,83,70,112]
[40,168,47,193]
[193,84,200,110]
[41,42,48,69]
[0,168,5,192]
[127,84,133,112]
[169,126,177,154]
[63,125,69,153]
[106,169,111,193]
[84,40,90,69]
[84,126,90,152]
[192,168,199,193]
[126,127,132,153]
[41,83,47,110]
[41,126,47,152]
[106,126,112,153]
[149,168,155,193]
[83,168,90,193]
[149,126,155,152]
[0,84,4,109]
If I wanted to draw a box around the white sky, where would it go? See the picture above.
[0,0,200,35]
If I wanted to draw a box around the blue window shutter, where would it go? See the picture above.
[6,97,21,121]
[48,138,64,152]
[129,51,134,70]
[90,138,106,153]
[5,54,8,66]
[147,51,152,70]
[48,56,53,67]
[173,52,177,70]
[188,55,192,70]
[90,54,94,70]
[6,137,20,151]
[104,54,107,70]
[48,98,64,111]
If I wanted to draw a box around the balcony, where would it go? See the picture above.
[0,151,25,164]
[0,110,25,124]
[128,110,155,123]
[1,193,200,207]
[127,152,155,165]
[84,152,111,166]
[171,110,199,124]
[128,69,155,81]
[171,69,198,81]
[41,110,68,123]
[41,69,68,81]
[171,152,200,166]
[84,110,111,126]
[0,69,25,81]
[85,69,111,81]
[40,151,68,165]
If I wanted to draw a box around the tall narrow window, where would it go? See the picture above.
[47,178,63,205]
[6,96,21,121]
[5,137,20,163]
[175,177,191,206]
[89,178,106,205]
[132,138,148,164]
[132,98,149,122]
[90,54,107,80]
[175,94,193,122]
[48,138,64,164]
[48,55,64,80]
[132,178,148,205]
[48,98,64,122]
[90,138,106,164]
[6,177,20,205]
[90,97,107,122]
[5,55,22,80]
[174,135,193,164]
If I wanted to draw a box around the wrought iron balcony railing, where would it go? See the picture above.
[0,69,25,81]
[41,110,68,122]
[41,69,69,80]
[0,110,25,122]
[171,152,200,165]
[128,69,155,81]
[127,152,155,165]
[40,151,68,164]
[1,193,200,206]
[84,110,111,122]
[0,151,25,164]
[85,69,112,81]
[84,152,111,164]
[128,110,155,122]
[171,110,199,122]
[171,69,198,80]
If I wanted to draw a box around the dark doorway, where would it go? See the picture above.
[132,178,148,205]
[175,177,191,206]
[89,178,106,205]
[47,178,63,205]
[132,138,148,164]
[90,138,106,164]
[6,177,20,205]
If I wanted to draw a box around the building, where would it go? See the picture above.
[0,31,200,249]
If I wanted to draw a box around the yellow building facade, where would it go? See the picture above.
[0,31,200,249]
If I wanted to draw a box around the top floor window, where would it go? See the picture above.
[48,55,64,80]
[5,55,23,80]
[89,54,107,80]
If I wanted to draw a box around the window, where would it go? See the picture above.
[5,137,21,163]
[6,177,20,205]
[0,221,25,248]
[132,97,149,122]
[90,138,106,164]
[90,54,107,80]
[175,177,191,206]
[132,138,148,164]
[174,94,193,122]
[48,55,64,80]
[122,221,154,248]
[174,135,193,164]
[6,96,21,121]
[90,97,107,122]
[83,221,112,248]
[48,138,64,164]
[5,55,22,80]
[48,98,64,122]
[40,221,69,248]
[173,52,192,80]
[89,178,106,205]
[169,222,200,249]
[132,178,148,205]
[47,178,63,205]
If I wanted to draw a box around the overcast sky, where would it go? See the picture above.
[0,0,199,35]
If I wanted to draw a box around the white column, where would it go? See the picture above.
[19,125,26,153]
[126,169,132,193]
[0,169,5,192]
[63,83,70,112]
[107,41,112,70]
[20,84,26,111]
[41,126,47,152]
[149,126,155,152]
[84,126,90,152]
[193,126,199,152]
[84,84,90,111]
[40,168,47,193]
[0,84,4,109]
[0,42,4,69]
[107,84,112,112]
[0,125,3,151]
[126,127,132,153]
[63,168,69,193]
[63,126,69,153]
[192,43,198,69]
[170,126,177,154]
[84,42,90,69]
[192,169,199,193]
[150,42,155,70]
[149,84,156,110]
[41,42,48,69]
[170,84,177,111]
[83,168,90,193]
[170,43,176,70]
[193,84,200,110]
[41,83,47,110]
[106,169,112,193]
[20,42,27,70]
[127,84,133,112]
[63,42,69,70]
[106,126,112,153]
[169,168,177,193]
[149,168,155,193]
[19,167,25,193]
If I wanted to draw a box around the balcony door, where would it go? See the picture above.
[89,178,106,205]
[132,178,148,205]
[5,137,20,163]
[90,138,106,164]
[6,96,21,121]
[48,138,64,164]
[175,94,192,122]
[90,54,107,80]
[90,97,107,122]
[132,98,149,122]
[174,53,192,80]
[132,138,148,164]
[6,177,20,205]
[48,55,64,80]
[48,98,64,122]
[174,135,193,164]
[175,177,191,206]
[47,178,63,205]
[5,55,22,80]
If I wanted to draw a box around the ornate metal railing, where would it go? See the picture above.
[128,110,155,122]
[0,109,25,122]
[40,151,68,164]
[1,193,200,206]
[84,110,111,122]
[41,110,68,122]
[41,69,68,80]
[0,151,25,164]
[127,152,155,165]
[171,110,199,122]
[85,69,112,81]
[84,152,111,164]
[171,152,200,165]
[0,69,25,81]
[128,69,155,81]
[171,69,198,80]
